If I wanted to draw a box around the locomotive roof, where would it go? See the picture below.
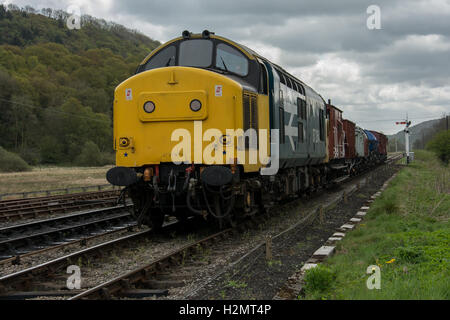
[140,33,326,103]
[138,33,385,140]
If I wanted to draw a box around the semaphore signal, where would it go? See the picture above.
[396,116,412,164]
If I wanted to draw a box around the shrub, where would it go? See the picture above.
[99,152,115,165]
[18,148,40,165]
[303,265,336,294]
[74,141,104,166]
[395,246,424,264]
[0,146,31,172]
[380,194,399,214]
[369,193,399,217]
[426,130,450,164]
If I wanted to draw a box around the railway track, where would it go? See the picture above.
[70,165,387,300]
[70,228,234,300]
[70,159,404,300]
[0,190,121,223]
[0,218,195,299]
[186,161,403,300]
[0,158,402,299]
[0,225,231,299]
[386,153,403,163]
[0,205,134,260]
[0,223,136,267]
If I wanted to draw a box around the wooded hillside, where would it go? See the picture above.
[0,5,159,168]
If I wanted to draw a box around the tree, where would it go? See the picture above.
[75,140,103,166]
[0,7,159,166]
[0,5,6,19]
[426,130,450,164]
[10,94,36,150]
[40,135,64,163]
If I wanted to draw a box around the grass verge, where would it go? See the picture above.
[302,150,449,299]
[0,165,113,195]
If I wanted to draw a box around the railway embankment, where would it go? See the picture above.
[301,150,449,299]
[189,162,400,300]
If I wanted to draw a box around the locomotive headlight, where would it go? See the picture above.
[143,101,155,113]
[119,137,130,147]
[189,99,202,112]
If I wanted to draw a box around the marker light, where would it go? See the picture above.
[143,101,155,113]
[119,137,130,147]
[190,99,202,112]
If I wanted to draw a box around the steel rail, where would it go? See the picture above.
[0,205,133,259]
[0,198,119,223]
[0,221,181,297]
[0,190,118,207]
[0,184,119,201]
[69,228,233,300]
[0,191,121,222]
[0,223,137,266]
[0,195,117,213]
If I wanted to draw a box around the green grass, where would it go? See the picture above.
[302,265,337,299]
[226,280,248,289]
[267,259,283,268]
[303,150,449,300]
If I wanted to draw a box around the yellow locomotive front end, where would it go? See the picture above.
[114,66,243,167]
[107,31,270,228]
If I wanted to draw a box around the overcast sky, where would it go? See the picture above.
[4,0,450,134]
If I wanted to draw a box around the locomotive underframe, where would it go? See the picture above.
[122,156,382,229]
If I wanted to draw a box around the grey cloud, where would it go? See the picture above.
[7,0,450,134]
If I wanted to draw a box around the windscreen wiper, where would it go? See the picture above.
[220,56,229,72]
[165,56,174,66]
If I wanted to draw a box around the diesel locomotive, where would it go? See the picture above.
[106,30,387,228]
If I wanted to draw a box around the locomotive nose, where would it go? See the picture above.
[113,66,241,166]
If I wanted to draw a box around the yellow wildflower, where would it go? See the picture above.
[386,258,395,264]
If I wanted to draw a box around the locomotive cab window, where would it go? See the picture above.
[215,43,248,76]
[143,45,176,71]
[179,39,213,67]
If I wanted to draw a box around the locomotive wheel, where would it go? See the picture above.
[148,208,165,230]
